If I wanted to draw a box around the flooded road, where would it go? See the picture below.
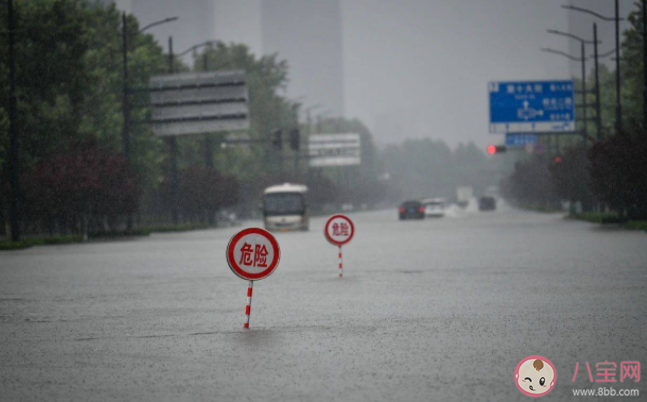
[1,207,646,401]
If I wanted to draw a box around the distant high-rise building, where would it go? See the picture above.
[213,0,262,57]
[111,0,262,61]
[107,0,344,116]
[261,0,345,118]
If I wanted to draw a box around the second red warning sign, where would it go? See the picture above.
[226,227,280,281]
[324,214,355,246]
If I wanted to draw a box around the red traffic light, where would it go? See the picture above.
[554,156,562,163]
[487,145,506,155]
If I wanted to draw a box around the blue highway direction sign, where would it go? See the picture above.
[489,80,575,133]
[506,133,537,147]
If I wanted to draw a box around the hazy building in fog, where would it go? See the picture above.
[261,0,345,118]
[108,0,341,116]
[213,0,262,56]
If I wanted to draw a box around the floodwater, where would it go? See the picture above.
[1,206,646,401]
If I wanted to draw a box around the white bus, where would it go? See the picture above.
[262,183,309,232]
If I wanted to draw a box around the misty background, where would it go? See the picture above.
[112,0,633,149]
[3,0,645,241]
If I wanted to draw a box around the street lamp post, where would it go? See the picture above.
[615,0,621,132]
[316,110,331,133]
[181,43,216,166]
[593,23,602,140]
[305,104,321,136]
[122,13,131,164]
[176,41,217,60]
[643,0,647,129]
[581,41,588,143]
[562,3,624,132]
[122,14,178,164]
[7,0,20,241]
[168,36,180,226]
[122,14,177,230]
[546,29,600,144]
[541,47,588,145]
[176,41,218,168]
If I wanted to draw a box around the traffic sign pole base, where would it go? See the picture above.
[338,246,343,278]
[244,280,253,329]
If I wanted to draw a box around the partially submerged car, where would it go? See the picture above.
[399,200,425,220]
[421,198,446,218]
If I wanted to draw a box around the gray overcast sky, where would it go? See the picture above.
[341,0,571,149]
[121,0,636,150]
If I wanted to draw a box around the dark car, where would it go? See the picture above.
[478,196,496,211]
[399,200,425,220]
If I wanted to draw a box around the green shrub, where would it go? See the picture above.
[624,221,647,231]
[91,228,151,238]
[572,212,626,224]
[0,235,83,251]
[145,223,210,233]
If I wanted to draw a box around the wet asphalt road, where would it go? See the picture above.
[1,206,646,401]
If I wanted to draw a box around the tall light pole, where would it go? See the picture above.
[168,36,180,226]
[7,0,20,241]
[643,0,647,129]
[122,13,130,163]
[122,14,177,230]
[316,110,331,133]
[541,47,588,145]
[593,23,602,140]
[615,0,621,132]
[305,104,321,135]
[546,29,600,143]
[122,15,178,164]
[177,41,218,168]
[177,41,217,60]
[562,3,624,132]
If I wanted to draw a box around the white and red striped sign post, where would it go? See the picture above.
[324,214,355,278]
[226,228,280,329]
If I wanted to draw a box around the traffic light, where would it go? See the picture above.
[553,156,563,164]
[289,129,300,151]
[272,129,282,150]
[487,145,507,155]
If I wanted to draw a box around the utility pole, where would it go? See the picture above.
[121,15,177,231]
[615,0,622,132]
[306,109,312,136]
[8,0,20,241]
[291,106,300,179]
[563,3,623,133]
[204,49,214,225]
[581,41,587,145]
[203,50,213,168]
[122,12,130,162]
[643,0,647,129]
[122,12,134,231]
[544,29,600,145]
[168,37,179,225]
[594,23,602,140]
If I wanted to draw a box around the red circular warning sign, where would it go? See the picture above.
[226,228,280,281]
[324,214,355,246]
